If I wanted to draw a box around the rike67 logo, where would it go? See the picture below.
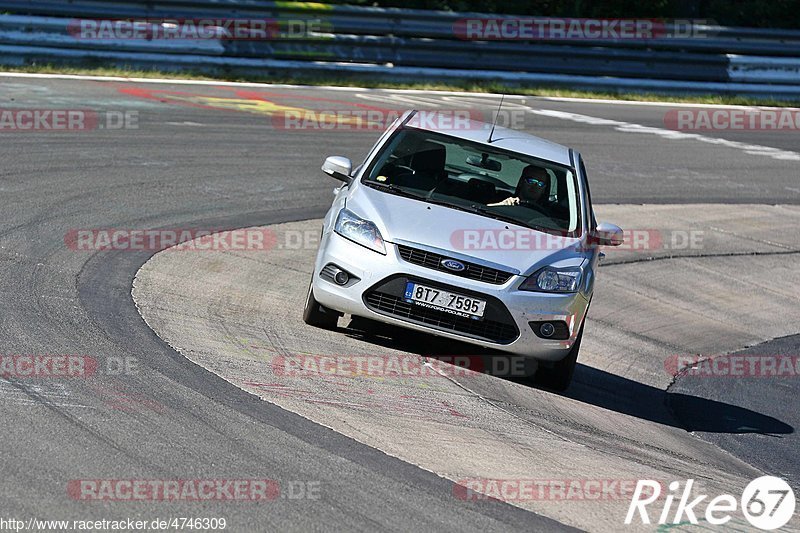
[626,476,795,530]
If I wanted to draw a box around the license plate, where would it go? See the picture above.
[404,282,486,320]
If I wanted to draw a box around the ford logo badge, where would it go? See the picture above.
[441,259,466,272]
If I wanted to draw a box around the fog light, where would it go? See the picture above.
[320,263,359,287]
[334,270,349,285]
[529,320,570,340]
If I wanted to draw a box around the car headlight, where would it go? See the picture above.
[519,267,582,293]
[334,208,386,255]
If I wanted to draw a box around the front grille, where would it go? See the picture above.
[365,291,518,344]
[396,244,514,285]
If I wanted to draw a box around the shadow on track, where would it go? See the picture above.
[568,365,793,435]
[342,317,794,437]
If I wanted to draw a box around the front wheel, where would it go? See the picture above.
[533,322,584,392]
[302,280,340,329]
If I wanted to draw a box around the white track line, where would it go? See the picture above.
[533,96,798,111]
[530,109,800,161]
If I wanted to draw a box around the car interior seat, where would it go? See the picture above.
[392,141,447,191]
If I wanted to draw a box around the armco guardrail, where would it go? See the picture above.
[0,0,799,98]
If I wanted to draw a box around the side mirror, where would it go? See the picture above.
[591,222,624,246]
[322,156,353,183]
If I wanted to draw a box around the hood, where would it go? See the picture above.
[346,184,588,276]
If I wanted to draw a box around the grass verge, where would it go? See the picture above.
[3,63,799,107]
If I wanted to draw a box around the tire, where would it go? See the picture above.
[534,322,584,392]
[302,280,340,329]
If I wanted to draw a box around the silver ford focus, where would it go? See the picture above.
[304,110,622,390]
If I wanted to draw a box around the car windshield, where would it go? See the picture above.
[362,128,581,237]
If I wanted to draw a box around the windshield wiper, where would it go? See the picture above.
[421,196,480,214]
[466,204,551,233]
[363,180,427,201]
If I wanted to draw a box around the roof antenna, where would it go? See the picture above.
[487,94,505,143]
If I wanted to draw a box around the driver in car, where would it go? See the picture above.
[488,165,551,207]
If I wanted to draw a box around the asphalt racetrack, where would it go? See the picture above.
[1,73,798,531]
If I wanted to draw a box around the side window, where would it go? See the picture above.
[360,115,407,175]
[579,157,597,230]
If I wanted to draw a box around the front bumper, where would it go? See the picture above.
[312,231,590,362]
